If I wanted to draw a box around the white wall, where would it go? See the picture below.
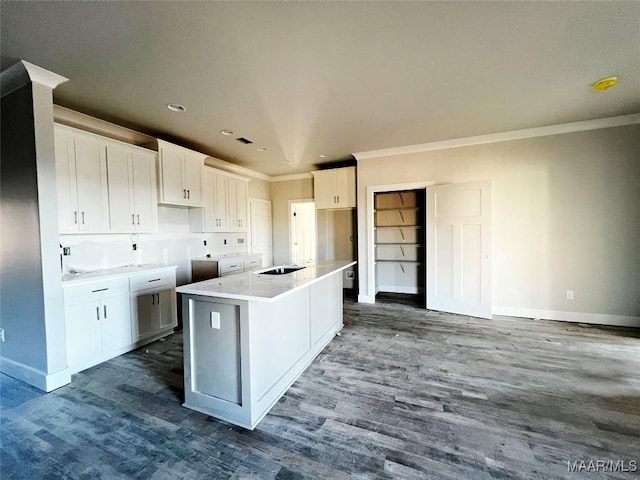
[60,206,248,286]
[357,124,640,322]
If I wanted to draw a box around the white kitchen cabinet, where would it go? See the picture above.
[157,140,206,207]
[228,177,249,232]
[106,143,158,232]
[129,269,177,342]
[189,167,249,233]
[63,277,131,373]
[312,167,356,209]
[55,125,110,233]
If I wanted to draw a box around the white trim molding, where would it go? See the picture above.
[493,307,640,329]
[354,113,640,160]
[270,173,314,182]
[1,60,68,97]
[0,356,71,392]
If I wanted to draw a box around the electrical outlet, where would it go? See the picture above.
[346,271,355,280]
[237,238,244,244]
[566,290,574,300]
[0,328,5,342]
[210,312,220,329]
[62,247,71,256]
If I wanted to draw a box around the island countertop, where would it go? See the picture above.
[176,260,356,303]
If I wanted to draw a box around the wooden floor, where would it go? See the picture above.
[2,294,640,479]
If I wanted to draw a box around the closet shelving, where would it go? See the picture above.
[374,190,425,294]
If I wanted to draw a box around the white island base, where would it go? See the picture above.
[178,261,355,429]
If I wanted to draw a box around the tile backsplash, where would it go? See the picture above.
[59,206,247,285]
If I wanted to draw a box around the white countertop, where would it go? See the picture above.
[176,260,356,302]
[61,264,177,285]
[192,253,253,262]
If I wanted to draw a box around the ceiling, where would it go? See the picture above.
[2,2,639,176]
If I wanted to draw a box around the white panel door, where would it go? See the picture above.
[235,179,248,231]
[159,146,185,204]
[202,168,217,232]
[313,170,336,209]
[249,199,273,267]
[291,202,316,265]
[65,301,102,370]
[100,294,132,355]
[213,172,229,232]
[427,181,492,319]
[183,152,203,206]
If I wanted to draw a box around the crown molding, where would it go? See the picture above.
[1,60,68,97]
[354,113,640,160]
[269,173,314,182]
[204,157,271,182]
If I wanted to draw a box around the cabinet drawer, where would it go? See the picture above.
[63,277,129,306]
[243,256,262,271]
[219,259,243,277]
[130,269,176,292]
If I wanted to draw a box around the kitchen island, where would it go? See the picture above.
[176,260,356,429]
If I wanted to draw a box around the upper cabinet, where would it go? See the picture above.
[106,143,158,233]
[156,140,206,207]
[55,125,110,233]
[312,167,356,209]
[190,166,249,233]
[55,124,158,234]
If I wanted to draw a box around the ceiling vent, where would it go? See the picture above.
[236,137,253,145]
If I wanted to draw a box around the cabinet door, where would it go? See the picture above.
[231,178,248,232]
[131,151,158,232]
[106,144,135,232]
[100,294,132,355]
[65,301,102,370]
[74,135,110,231]
[159,146,185,204]
[313,170,336,209]
[183,152,203,206]
[335,167,356,208]
[202,168,217,232]
[157,289,177,330]
[55,129,79,232]
[213,172,229,232]
[131,292,159,341]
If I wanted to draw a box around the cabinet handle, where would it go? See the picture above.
[156,293,160,304]
[81,212,85,224]
[74,211,78,224]
[229,264,238,268]
[183,189,187,198]
[148,278,161,283]
[152,294,155,305]
[187,190,190,199]
[96,306,100,321]
[104,305,107,319]
[137,214,140,225]
[337,195,340,203]
[132,214,135,225]
[91,288,109,293]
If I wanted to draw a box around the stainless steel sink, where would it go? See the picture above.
[255,265,306,275]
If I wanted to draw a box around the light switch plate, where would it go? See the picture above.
[210,311,221,329]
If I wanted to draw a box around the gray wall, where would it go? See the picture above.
[1,81,68,388]
[357,124,640,319]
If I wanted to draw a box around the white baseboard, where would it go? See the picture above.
[378,285,424,295]
[493,307,640,328]
[0,356,71,392]
[358,294,375,304]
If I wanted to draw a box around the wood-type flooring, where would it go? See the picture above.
[2,293,639,479]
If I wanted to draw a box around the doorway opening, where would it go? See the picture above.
[374,189,426,308]
[289,200,316,265]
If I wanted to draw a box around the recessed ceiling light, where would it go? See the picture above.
[220,129,235,136]
[257,147,267,152]
[166,103,186,112]
[319,154,329,158]
[593,76,618,91]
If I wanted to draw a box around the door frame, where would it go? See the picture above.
[363,181,434,304]
[288,198,316,265]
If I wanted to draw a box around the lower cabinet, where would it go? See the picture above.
[63,267,177,374]
[131,289,176,341]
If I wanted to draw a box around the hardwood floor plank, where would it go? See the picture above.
[2,295,639,479]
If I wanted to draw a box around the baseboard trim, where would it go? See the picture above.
[358,294,375,304]
[0,356,71,392]
[378,285,424,294]
[493,307,640,328]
